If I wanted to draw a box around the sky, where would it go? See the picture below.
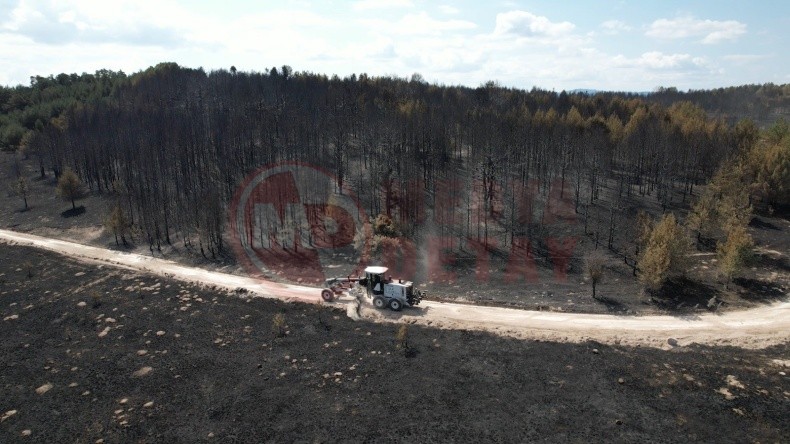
[0,0,788,92]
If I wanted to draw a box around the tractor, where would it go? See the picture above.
[320,266,424,311]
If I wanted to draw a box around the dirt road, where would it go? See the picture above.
[2,229,788,349]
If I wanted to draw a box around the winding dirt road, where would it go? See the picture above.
[2,229,788,349]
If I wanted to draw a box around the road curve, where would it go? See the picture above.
[2,229,788,349]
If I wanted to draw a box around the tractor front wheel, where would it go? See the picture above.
[321,290,334,302]
[389,299,402,311]
[373,296,386,309]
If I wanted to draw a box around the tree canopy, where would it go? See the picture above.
[638,213,692,291]
[57,168,84,210]
[3,63,786,262]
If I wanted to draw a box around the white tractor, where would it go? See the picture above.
[320,266,424,311]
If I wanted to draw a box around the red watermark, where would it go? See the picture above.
[229,162,370,284]
[229,162,578,285]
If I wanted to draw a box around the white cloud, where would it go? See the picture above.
[646,16,746,44]
[0,1,779,92]
[1,0,189,46]
[723,54,769,64]
[234,10,336,29]
[600,19,631,34]
[213,10,344,63]
[494,10,575,37]
[401,11,477,32]
[339,9,592,89]
[328,37,398,62]
[0,31,173,83]
[438,5,460,15]
[612,51,709,70]
[360,11,477,36]
[353,0,413,11]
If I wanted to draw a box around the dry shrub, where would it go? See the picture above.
[272,313,287,338]
[89,289,102,309]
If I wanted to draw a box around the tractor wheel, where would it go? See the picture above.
[321,290,334,302]
[389,299,402,311]
[373,296,386,309]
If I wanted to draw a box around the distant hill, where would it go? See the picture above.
[568,89,599,95]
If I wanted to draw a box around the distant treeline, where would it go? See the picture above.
[645,84,790,127]
[2,63,786,261]
[0,70,127,152]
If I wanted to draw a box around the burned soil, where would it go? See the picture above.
[0,244,788,443]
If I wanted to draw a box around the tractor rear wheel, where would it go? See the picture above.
[373,296,386,309]
[389,299,402,311]
[321,290,334,302]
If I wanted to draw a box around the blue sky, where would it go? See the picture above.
[0,0,787,91]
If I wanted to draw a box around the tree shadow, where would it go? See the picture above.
[767,204,790,219]
[695,236,717,252]
[403,346,419,359]
[650,277,719,316]
[61,206,86,218]
[749,217,780,230]
[758,253,790,272]
[106,240,135,251]
[594,295,630,315]
[733,277,787,303]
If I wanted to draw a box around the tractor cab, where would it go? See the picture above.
[363,266,389,296]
